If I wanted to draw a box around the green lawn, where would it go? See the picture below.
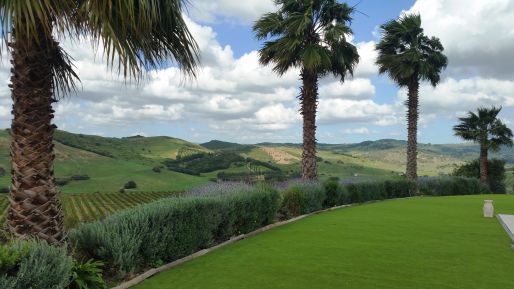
[136,195,514,289]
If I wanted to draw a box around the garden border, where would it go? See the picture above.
[111,203,353,289]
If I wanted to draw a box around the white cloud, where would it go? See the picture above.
[354,41,378,77]
[319,78,375,100]
[343,127,370,135]
[318,99,401,125]
[406,0,514,78]
[188,0,275,24]
[396,77,514,117]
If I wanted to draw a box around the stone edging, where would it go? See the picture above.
[496,214,514,250]
[111,203,353,289]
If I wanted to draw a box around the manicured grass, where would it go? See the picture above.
[136,195,514,289]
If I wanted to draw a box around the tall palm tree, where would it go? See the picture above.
[453,106,513,184]
[376,14,447,182]
[253,0,359,179]
[1,1,199,244]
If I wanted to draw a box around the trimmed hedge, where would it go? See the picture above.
[419,176,491,196]
[323,179,348,208]
[70,185,280,278]
[0,176,494,286]
[0,240,73,289]
[279,181,326,218]
[452,159,506,194]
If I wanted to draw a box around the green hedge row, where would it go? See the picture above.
[419,176,491,196]
[279,179,417,218]
[2,176,494,287]
[69,185,281,278]
[278,177,491,218]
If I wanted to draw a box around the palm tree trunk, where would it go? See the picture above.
[7,27,66,244]
[479,145,488,184]
[300,69,318,180]
[405,80,419,182]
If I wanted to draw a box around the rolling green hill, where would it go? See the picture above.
[0,130,511,195]
[0,130,210,194]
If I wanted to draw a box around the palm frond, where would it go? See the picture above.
[375,13,447,87]
[76,0,199,80]
[254,0,359,79]
[453,107,513,150]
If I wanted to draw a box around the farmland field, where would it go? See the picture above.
[0,191,177,229]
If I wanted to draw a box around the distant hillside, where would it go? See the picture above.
[201,140,255,153]
[262,139,514,164]
[0,130,511,194]
[0,130,210,193]
[55,130,208,163]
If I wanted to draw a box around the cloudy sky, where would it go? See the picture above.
[1,0,513,144]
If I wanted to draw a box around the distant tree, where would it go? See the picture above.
[254,0,359,179]
[376,14,447,182]
[453,106,513,184]
[1,1,199,244]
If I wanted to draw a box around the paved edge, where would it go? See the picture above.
[497,214,514,249]
[111,203,355,289]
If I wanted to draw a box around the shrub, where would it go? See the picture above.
[452,159,506,194]
[346,182,386,203]
[152,166,161,173]
[70,175,91,181]
[280,181,325,218]
[0,240,73,289]
[0,187,9,193]
[123,180,137,190]
[384,179,416,198]
[323,179,348,208]
[69,185,280,278]
[419,176,491,196]
[55,178,70,186]
[69,259,107,289]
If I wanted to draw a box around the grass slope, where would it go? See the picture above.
[0,130,210,193]
[136,195,514,289]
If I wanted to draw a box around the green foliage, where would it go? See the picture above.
[164,152,281,176]
[346,182,386,203]
[452,159,506,193]
[0,242,29,275]
[376,14,447,87]
[453,107,513,150]
[164,152,245,175]
[123,180,137,190]
[384,180,417,198]
[419,176,491,196]
[69,185,280,278]
[0,240,73,289]
[344,179,416,203]
[253,0,359,77]
[323,178,348,208]
[280,182,326,218]
[69,259,107,289]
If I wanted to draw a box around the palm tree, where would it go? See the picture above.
[1,1,199,244]
[376,14,447,182]
[453,106,513,184]
[253,0,359,179]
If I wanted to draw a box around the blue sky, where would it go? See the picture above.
[0,0,512,145]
